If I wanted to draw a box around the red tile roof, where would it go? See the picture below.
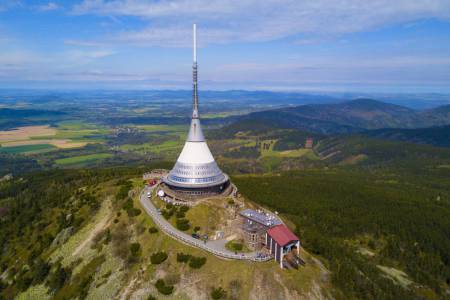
[267,224,299,247]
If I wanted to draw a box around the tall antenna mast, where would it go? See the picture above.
[192,23,199,118]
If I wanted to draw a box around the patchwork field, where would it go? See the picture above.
[0,123,108,154]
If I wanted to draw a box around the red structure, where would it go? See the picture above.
[305,137,313,149]
[148,179,157,186]
[266,224,300,268]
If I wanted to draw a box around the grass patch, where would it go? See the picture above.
[185,202,222,236]
[377,265,413,288]
[225,240,250,253]
[54,153,113,166]
[136,124,187,132]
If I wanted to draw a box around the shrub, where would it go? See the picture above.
[32,258,51,284]
[130,242,141,257]
[179,206,189,213]
[233,243,243,251]
[193,226,201,232]
[166,203,174,210]
[127,208,141,217]
[150,252,168,265]
[147,295,157,300]
[155,279,174,295]
[161,209,173,219]
[368,239,376,249]
[148,227,158,234]
[176,253,191,263]
[176,218,190,231]
[122,198,133,211]
[211,287,227,300]
[175,211,185,218]
[188,256,206,269]
[47,263,71,291]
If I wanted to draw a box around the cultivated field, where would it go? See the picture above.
[54,153,113,166]
[0,123,106,154]
[0,125,56,142]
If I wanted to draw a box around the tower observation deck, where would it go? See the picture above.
[162,24,230,197]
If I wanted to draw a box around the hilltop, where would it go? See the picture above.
[0,167,332,300]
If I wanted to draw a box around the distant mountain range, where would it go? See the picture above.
[362,125,450,148]
[236,99,450,134]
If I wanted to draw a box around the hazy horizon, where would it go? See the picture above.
[1,1,450,92]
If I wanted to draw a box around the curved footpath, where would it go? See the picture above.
[139,186,271,262]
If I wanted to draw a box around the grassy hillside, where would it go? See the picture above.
[0,167,331,300]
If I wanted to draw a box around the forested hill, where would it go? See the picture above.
[233,99,450,134]
[362,125,450,148]
[418,104,450,126]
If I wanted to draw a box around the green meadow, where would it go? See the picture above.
[54,153,113,166]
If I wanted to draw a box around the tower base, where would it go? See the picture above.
[160,180,231,202]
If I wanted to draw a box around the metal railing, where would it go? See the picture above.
[140,188,272,262]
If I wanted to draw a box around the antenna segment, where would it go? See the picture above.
[192,23,199,118]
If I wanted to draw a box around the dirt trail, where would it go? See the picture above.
[72,201,111,257]
[120,276,138,300]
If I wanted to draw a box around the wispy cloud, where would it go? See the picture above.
[64,39,108,47]
[36,2,60,12]
[0,0,22,12]
[211,55,450,85]
[72,0,450,47]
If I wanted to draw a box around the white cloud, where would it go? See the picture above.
[72,0,450,46]
[64,49,115,62]
[37,2,59,11]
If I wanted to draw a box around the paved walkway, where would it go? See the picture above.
[139,186,272,262]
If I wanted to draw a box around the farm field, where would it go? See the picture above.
[120,140,183,155]
[54,121,110,141]
[0,123,106,152]
[0,143,57,154]
[2,139,87,149]
[0,125,56,142]
[54,153,113,166]
[136,124,187,132]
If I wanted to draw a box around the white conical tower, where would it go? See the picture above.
[163,24,229,195]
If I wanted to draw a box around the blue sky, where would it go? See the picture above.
[1,0,450,92]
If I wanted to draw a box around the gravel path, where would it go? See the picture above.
[139,186,271,262]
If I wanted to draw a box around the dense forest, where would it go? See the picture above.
[234,169,450,299]
[0,164,170,299]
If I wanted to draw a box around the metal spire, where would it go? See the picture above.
[192,23,199,119]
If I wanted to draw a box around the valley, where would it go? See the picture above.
[0,91,449,299]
